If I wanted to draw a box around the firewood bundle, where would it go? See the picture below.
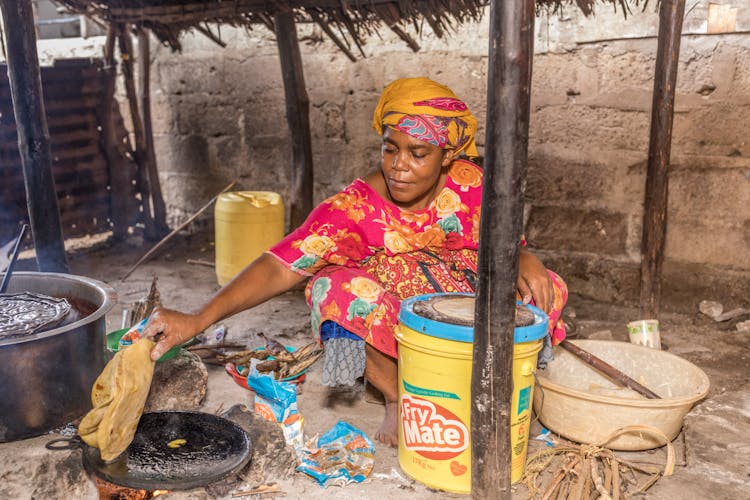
[125,276,161,327]
[522,426,675,499]
[191,332,323,381]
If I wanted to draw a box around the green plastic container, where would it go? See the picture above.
[106,328,185,362]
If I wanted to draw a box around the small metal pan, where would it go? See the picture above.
[47,411,252,491]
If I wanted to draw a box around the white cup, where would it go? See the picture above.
[627,319,661,349]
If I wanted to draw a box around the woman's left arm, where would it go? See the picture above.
[517,248,554,313]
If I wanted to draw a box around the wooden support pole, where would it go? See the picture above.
[274,9,314,230]
[97,25,130,241]
[639,0,686,319]
[137,26,170,237]
[0,0,68,272]
[118,24,159,240]
[472,0,535,497]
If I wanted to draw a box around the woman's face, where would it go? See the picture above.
[380,128,455,210]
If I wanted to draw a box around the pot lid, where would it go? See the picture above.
[399,293,549,343]
[0,292,71,340]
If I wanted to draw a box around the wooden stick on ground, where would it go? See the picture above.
[232,482,284,497]
[186,258,214,267]
[560,340,662,399]
[121,180,237,280]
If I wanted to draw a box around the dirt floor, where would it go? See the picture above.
[1,230,748,499]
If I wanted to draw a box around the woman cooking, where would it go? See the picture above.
[142,77,568,446]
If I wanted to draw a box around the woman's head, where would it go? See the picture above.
[380,127,455,210]
[372,77,478,157]
[372,77,477,210]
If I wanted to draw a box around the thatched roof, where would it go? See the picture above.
[53,1,648,53]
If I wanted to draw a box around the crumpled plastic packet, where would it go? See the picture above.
[118,317,148,347]
[246,371,304,450]
[534,427,557,447]
[297,420,375,487]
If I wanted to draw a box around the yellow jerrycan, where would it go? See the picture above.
[214,191,284,285]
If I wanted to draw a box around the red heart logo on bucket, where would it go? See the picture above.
[450,461,467,476]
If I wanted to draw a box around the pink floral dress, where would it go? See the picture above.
[268,160,567,358]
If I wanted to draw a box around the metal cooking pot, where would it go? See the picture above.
[47,411,253,491]
[0,271,116,442]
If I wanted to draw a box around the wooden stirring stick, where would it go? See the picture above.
[559,340,662,399]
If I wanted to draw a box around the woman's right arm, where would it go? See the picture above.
[142,253,306,360]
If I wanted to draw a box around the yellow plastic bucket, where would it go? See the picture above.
[214,191,284,285]
[396,293,548,493]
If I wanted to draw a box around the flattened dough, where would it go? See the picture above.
[78,349,118,447]
[78,339,155,461]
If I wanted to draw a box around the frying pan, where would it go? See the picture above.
[47,411,253,490]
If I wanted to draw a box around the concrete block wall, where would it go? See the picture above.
[525,2,750,310]
[144,1,749,312]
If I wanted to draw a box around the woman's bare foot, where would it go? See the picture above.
[364,345,399,447]
[364,379,386,405]
[375,401,399,446]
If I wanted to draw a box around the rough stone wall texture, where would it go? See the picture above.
[523,2,750,311]
[131,2,750,312]
[142,2,750,312]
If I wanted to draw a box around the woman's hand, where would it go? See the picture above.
[141,307,204,361]
[139,253,306,362]
[517,249,554,314]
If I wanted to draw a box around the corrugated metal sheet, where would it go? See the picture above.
[0,58,139,245]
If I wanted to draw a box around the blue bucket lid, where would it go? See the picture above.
[399,293,549,344]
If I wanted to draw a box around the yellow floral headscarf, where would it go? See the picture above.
[372,77,478,158]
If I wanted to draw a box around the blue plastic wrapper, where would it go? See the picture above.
[118,318,148,347]
[297,420,375,487]
[246,371,304,449]
[534,427,557,447]
[246,372,297,420]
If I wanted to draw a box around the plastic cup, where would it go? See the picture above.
[627,319,661,349]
